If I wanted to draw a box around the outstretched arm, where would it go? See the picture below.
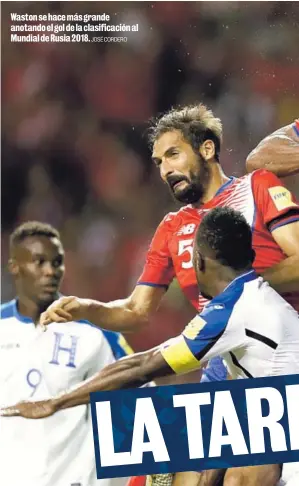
[0,346,177,419]
[0,309,241,420]
[246,122,299,177]
[40,285,166,333]
[40,215,174,333]
[56,348,173,409]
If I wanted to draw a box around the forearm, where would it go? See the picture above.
[53,348,172,411]
[246,125,299,177]
[262,255,299,293]
[53,354,150,410]
[79,286,165,333]
[83,298,148,333]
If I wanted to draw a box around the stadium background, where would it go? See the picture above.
[2,1,299,351]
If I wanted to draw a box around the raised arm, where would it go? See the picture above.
[246,122,299,177]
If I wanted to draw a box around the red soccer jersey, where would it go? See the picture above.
[138,169,299,312]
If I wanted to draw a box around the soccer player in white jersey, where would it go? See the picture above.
[2,208,299,486]
[0,221,131,486]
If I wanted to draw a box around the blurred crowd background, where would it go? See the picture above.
[2,1,299,350]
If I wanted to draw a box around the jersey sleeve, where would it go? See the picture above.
[102,330,134,359]
[160,303,245,375]
[251,169,299,232]
[292,119,299,138]
[85,329,116,378]
[137,215,175,288]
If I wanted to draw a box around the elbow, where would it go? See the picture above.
[136,313,150,330]
[124,313,149,334]
[124,297,151,333]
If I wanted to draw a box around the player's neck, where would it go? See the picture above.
[204,268,247,298]
[16,295,45,324]
[194,164,230,208]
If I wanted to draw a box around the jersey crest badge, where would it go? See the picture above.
[268,186,297,211]
[183,316,207,340]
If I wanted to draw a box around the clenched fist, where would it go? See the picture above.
[40,296,90,328]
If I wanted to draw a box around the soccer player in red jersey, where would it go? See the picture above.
[21,105,299,485]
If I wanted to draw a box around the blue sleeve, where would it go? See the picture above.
[78,319,134,360]
[102,330,134,359]
[161,304,234,375]
[183,304,232,361]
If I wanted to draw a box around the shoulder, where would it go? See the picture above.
[183,299,235,341]
[292,119,299,138]
[49,318,106,343]
[65,320,130,358]
[250,168,282,189]
[162,210,182,228]
[152,210,187,240]
[0,299,16,319]
[163,206,196,231]
[100,329,133,358]
[201,275,249,323]
[71,318,106,336]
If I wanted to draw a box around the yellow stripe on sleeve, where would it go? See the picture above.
[117,334,134,355]
[161,337,200,375]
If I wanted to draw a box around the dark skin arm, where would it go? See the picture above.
[0,348,177,419]
[246,123,299,177]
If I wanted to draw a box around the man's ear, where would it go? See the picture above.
[198,252,205,272]
[193,248,205,273]
[8,258,19,277]
[199,139,215,161]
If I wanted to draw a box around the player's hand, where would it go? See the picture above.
[0,399,57,419]
[40,296,89,328]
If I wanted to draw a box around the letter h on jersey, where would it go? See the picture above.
[49,332,78,368]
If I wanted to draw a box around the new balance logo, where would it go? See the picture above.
[177,224,196,236]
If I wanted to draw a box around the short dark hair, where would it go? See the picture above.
[10,221,60,250]
[148,104,223,161]
[196,207,255,270]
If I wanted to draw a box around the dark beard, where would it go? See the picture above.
[167,154,210,204]
[172,181,205,204]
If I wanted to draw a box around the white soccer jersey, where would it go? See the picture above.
[161,271,299,379]
[0,300,127,486]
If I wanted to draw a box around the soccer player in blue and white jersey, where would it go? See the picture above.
[0,221,132,486]
[4,208,299,486]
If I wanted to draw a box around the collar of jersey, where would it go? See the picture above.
[214,176,236,197]
[207,270,258,308]
[222,270,258,294]
[11,299,33,323]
